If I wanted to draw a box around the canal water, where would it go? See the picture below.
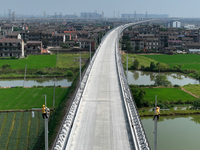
[0,78,72,87]
[127,71,199,86]
[141,115,200,150]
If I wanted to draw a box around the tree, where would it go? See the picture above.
[42,39,49,48]
[130,85,146,108]
[132,59,139,69]
[61,44,70,49]
[192,100,200,110]
[150,62,156,71]
[154,75,171,87]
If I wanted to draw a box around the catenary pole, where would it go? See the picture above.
[154,95,158,150]
[23,64,27,87]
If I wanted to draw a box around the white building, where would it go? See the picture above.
[184,24,196,29]
[168,21,181,28]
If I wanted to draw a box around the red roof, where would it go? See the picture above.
[64,31,76,34]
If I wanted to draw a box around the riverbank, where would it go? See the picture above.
[139,109,200,117]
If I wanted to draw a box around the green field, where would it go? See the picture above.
[142,54,200,70]
[143,88,198,102]
[0,87,67,110]
[0,111,44,150]
[0,55,56,69]
[0,53,89,70]
[57,53,90,68]
[183,84,200,98]
[122,54,158,68]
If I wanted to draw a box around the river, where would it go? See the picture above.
[141,115,200,150]
[127,71,199,86]
[0,78,72,87]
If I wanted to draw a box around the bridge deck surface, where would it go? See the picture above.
[66,28,134,150]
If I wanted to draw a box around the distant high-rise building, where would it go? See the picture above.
[80,12,102,19]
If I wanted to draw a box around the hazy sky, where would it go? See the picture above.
[1,0,200,18]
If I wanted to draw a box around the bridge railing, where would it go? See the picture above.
[115,24,151,150]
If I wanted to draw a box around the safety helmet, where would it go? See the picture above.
[43,105,45,107]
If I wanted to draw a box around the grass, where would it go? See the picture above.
[143,87,198,103]
[138,108,200,117]
[0,87,68,110]
[122,54,157,69]
[0,55,57,69]
[183,84,200,98]
[0,53,90,70]
[56,53,90,68]
[142,54,200,70]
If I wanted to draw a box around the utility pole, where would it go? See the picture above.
[154,95,158,150]
[57,50,59,64]
[74,56,82,82]
[79,55,82,82]
[126,56,134,84]
[44,95,48,150]
[8,9,11,20]
[12,11,15,22]
[53,77,56,108]
[23,64,27,87]
[89,43,91,64]
[126,56,128,82]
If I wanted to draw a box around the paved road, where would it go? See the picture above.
[65,27,134,150]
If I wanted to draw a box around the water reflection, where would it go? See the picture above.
[0,78,72,87]
[141,115,200,150]
[128,71,199,86]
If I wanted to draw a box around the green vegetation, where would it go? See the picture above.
[143,88,197,103]
[0,55,56,69]
[138,108,200,117]
[130,85,147,108]
[183,84,200,98]
[0,111,44,150]
[0,53,89,78]
[123,54,200,79]
[56,53,89,68]
[154,75,171,87]
[122,54,157,69]
[0,87,67,110]
[142,54,200,70]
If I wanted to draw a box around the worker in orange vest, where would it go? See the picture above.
[153,107,160,120]
[42,104,48,119]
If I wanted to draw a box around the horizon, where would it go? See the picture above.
[1,0,200,18]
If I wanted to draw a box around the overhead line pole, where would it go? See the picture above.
[154,95,158,150]
[44,95,48,150]
[23,64,27,87]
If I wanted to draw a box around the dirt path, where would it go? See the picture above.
[181,87,200,99]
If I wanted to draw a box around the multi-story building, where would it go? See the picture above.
[0,38,24,58]
[5,33,21,39]
[52,34,66,46]
[25,41,42,55]
[130,38,144,51]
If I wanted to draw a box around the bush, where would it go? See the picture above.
[192,100,200,109]
[65,70,74,77]
[174,84,180,87]
[2,64,11,69]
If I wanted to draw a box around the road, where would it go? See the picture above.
[65,27,135,150]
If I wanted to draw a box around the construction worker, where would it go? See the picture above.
[42,104,48,119]
[153,107,160,120]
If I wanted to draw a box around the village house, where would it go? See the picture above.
[0,38,24,58]
[25,41,43,55]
